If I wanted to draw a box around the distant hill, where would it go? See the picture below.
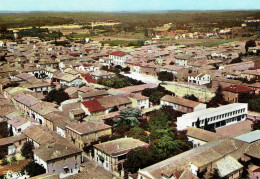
[0,10,260,28]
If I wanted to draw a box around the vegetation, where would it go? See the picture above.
[10,156,17,163]
[252,120,260,130]
[102,40,144,47]
[183,94,199,102]
[44,88,70,105]
[114,108,141,129]
[124,106,189,174]
[158,71,174,81]
[97,74,143,88]
[22,161,46,177]
[142,85,175,105]
[21,141,34,159]
[1,11,260,29]
[207,85,227,107]
[1,157,9,166]
[248,97,260,112]
[245,40,256,52]
[0,122,8,138]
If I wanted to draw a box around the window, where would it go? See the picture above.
[75,155,77,160]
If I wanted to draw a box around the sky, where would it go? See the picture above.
[1,0,260,12]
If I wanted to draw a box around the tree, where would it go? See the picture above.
[207,85,226,107]
[158,71,174,81]
[245,40,256,52]
[0,122,8,138]
[248,97,260,112]
[1,157,9,166]
[21,141,34,159]
[208,168,221,179]
[252,120,260,130]
[23,161,46,177]
[44,88,69,105]
[122,66,130,73]
[149,91,164,105]
[195,118,200,128]
[9,126,13,136]
[238,158,249,179]
[126,127,149,143]
[183,94,199,102]
[124,147,154,174]
[10,156,17,163]
[114,108,141,129]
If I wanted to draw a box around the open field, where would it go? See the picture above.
[1,11,260,28]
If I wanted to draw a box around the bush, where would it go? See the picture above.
[10,156,17,163]
[21,141,34,159]
[23,161,46,177]
[1,157,9,166]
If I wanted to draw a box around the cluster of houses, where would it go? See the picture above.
[0,32,260,179]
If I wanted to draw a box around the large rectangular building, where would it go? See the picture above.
[177,103,247,131]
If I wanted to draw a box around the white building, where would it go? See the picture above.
[7,117,33,136]
[109,51,131,67]
[177,103,248,131]
[188,73,211,85]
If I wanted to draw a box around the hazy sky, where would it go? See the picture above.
[1,0,260,12]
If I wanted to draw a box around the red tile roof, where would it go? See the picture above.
[81,74,97,84]
[69,53,80,57]
[223,85,254,93]
[81,99,105,112]
[108,51,126,57]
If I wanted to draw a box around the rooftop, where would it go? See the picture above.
[67,121,111,135]
[94,137,148,157]
[235,130,260,143]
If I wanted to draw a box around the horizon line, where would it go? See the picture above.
[1,9,260,14]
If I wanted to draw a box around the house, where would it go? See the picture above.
[7,116,33,136]
[66,121,112,149]
[223,85,254,103]
[91,70,116,80]
[108,51,131,67]
[81,95,132,116]
[160,95,206,113]
[22,125,68,148]
[219,61,255,71]
[137,138,246,179]
[29,101,58,125]
[188,73,211,85]
[177,103,248,131]
[0,134,26,156]
[251,168,260,179]
[128,93,149,109]
[235,130,260,143]
[244,140,260,165]
[175,54,191,66]
[12,93,40,116]
[78,89,108,101]
[53,74,83,87]
[34,142,82,178]
[187,127,223,148]
[241,69,260,81]
[93,137,148,174]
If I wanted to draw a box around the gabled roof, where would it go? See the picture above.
[161,95,202,108]
[67,121,111,135]
[34,142,82,162]
[81,99,105,112]
[223,85,254,93]
[216,156,243,177]
[109,51,126,57]
[81,74,97,84]
[94,137,148,157]
[187,127,223,142]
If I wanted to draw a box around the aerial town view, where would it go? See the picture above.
[0,0,260,178]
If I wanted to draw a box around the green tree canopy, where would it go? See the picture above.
[21,141,34,159]
[23,161,46,177]
[245,40,256,52]
[114,108,141,129]
[44,88,69,105]
[183,94,199,102]
[158,71,174,81]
